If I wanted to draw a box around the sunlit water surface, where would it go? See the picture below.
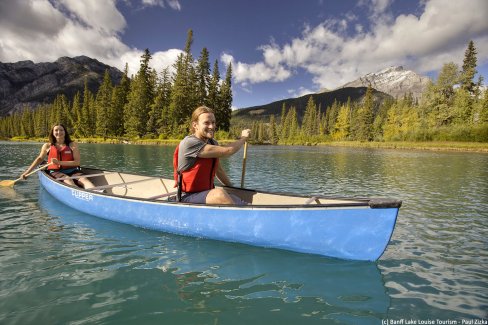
[0,142,486,324]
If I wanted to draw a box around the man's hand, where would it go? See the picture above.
[241,129,251,139]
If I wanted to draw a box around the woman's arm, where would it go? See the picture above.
[21,143,50,178]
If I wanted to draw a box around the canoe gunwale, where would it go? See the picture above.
[42,167,402,210]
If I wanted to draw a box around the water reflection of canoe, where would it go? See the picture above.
[38,188,390,320]
[38,167,401,261]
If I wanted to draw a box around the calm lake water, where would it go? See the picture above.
[0,141,487,324]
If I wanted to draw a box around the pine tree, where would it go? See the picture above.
[279,103,287,140]
[269,115,278,144]
[460,40,478,95]
[95,70,113,137]
[169,30,198,129]
[326,100,339,135]
[302,96,317,138]
[124,49,155,137]
[196,47,210,105]
[155,68,173,136]
[79,80,93,137]
[71,92,82,137]
[355,86,374,141]
[110,64,130,136]
[288,107,299,140]
[207,60,220,112]
[218,63,233,131]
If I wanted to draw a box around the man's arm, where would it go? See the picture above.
[215,164,232,186]
[198,129,251,159]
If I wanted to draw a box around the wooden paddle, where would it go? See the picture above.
[0,163,52,187]
[240,141,248,188]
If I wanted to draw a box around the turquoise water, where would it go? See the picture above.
[0,142,487,324]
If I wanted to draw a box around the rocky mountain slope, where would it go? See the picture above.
[330,66,431,99]
[0,56,123,116]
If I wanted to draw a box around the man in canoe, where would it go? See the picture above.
[173,106,251,204]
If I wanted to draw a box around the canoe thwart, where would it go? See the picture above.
[86,178,158,191]
[57,172,118,181]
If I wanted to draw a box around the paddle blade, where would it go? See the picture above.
[0,180,16,187]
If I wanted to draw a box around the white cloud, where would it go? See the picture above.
[0,0,182,76]
[141,0,181,10]
[223,0,488,90]
[288,87,314,98]
[221,53,292,84]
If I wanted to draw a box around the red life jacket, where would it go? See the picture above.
[173,144,218,193]
[47,144,77,170]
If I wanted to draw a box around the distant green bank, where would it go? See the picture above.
[5,136,487,153]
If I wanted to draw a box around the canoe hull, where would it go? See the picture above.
[39,171,399,261]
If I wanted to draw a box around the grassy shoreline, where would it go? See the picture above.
[4,137,488,152]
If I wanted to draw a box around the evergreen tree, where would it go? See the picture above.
[326,100,339,135]
[218,63,233,131]
[169,30,198,128]
[196,47,210,105]
[71,92,82,137]
[207,60,220,112]
[286,107,299,141]
[279,103,287,139]
[124,49,155,137]
[155,68,173,136]
[422,63,459,127]
[269,115,278,144]
[95,70,113,137]
[110,64,130,136]
[355,86,374,141]
[302,96,317,137]
[460,40,478,95]
[79,79,93,137]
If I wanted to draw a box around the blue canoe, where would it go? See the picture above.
[38,167,401,261]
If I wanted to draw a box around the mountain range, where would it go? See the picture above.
[328,66,431,99]
[0,56,431,120]
[234,66,431,122]
[0,56,123,116]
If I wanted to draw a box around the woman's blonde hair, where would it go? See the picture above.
[190,106,214,133]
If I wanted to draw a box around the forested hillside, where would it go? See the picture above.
[0,39,486,144]
[0,30,233,140]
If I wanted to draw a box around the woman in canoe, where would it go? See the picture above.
[174,106,250,205]
[21,124,96,189]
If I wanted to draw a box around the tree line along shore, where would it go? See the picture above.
[0,33,486,149]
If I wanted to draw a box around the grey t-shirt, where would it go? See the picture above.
[177,135,218,172]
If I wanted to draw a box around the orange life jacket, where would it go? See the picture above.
[173,144,218,194]
[47,144,77,170]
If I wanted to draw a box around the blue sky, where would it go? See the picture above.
[1,0,487,108]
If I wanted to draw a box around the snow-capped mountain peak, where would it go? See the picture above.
[335,66,431,99]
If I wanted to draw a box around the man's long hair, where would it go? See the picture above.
[190,106,214,134]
